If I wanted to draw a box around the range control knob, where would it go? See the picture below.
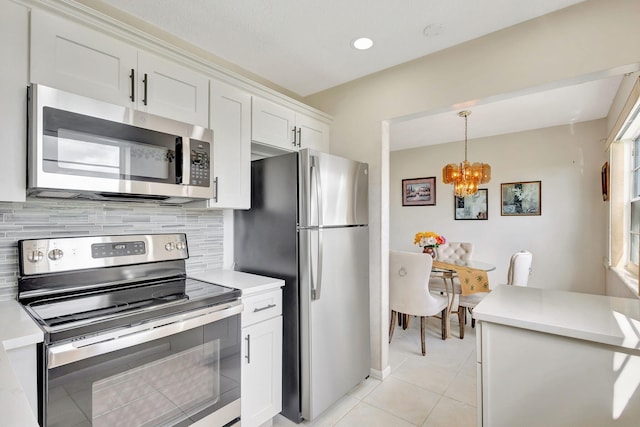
[27,250,44,263]
[165,242,175,251]
[48,248,64,261]
[176,241,185,250]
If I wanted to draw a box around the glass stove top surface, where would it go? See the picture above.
[27,277,238,330]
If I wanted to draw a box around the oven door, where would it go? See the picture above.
[42,303,242,427]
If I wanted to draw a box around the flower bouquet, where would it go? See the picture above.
[414,231,446,259]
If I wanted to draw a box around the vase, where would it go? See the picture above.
[423,246,437,259]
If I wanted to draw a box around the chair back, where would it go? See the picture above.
[436,242,473,262]
[389,251,442,317]
[507,250,533,286]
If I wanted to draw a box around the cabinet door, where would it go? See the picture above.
[208,80,251,208]
[137,51,209,127]
[30,9,136,106]
[242,316,283,427]
[0,0,28,202]
[296,113,330,152]
[252,97,297,151]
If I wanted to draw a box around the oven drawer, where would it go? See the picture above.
[241,289,282,327]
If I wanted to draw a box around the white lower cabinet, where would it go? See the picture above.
[241,289,283,427]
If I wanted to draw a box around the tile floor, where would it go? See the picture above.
[273,315,478,427]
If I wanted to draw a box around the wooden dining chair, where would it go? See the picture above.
[389,250,448,355]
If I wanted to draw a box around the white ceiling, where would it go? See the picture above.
[390,74,625,151]
[102,0,586,97]
[98,0,630,152]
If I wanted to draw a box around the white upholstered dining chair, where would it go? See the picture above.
[456,250,533,337]
[428,242,473,294]
[389,250,448,356]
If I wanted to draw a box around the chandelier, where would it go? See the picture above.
[442,110,491,197]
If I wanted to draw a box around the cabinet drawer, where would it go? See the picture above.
[242,289,282,327]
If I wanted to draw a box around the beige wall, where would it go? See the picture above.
[391,120,608,294]
[305,0,640,377]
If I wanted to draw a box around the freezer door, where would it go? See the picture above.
[299,149,368,228]
[299,226,370,421]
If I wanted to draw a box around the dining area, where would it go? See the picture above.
[389,231,533,355]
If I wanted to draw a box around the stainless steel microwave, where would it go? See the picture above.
[27,84,213,203]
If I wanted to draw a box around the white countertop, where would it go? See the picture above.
[190,269,285,296]
[473,285,640,351]
[0,299,43,427]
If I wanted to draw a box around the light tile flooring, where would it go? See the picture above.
[273,315,477,427]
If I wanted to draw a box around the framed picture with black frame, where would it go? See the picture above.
[501,181,541,216]
[454,189,488,220]
[402,177,436,206]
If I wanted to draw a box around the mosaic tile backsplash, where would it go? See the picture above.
[0,199,224,300]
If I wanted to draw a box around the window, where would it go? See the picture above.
[630,136,640,271]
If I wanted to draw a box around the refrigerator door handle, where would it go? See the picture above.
[312,229,323,300]
[311,155,324,300]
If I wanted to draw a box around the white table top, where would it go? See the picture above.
[473,285,640,350]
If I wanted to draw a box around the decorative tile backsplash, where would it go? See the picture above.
[0,199,224,300]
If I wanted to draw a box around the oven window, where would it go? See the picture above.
[45,314,240,427]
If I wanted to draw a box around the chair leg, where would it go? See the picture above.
[398,312,402,326]
[459,306,465,339]
[440,308,447,340]
[389,310,396,343]
[403,314,411,330]
[420,316,427,356]
[470,308,475,328]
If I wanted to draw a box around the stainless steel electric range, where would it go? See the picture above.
[17,233,242,427]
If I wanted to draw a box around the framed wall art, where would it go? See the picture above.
[402,177,436,206]
[501,181,541,216]
[455,189,488,220]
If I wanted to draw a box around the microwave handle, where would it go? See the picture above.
[175,137,184,184]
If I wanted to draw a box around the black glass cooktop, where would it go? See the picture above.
[25,277,241,343]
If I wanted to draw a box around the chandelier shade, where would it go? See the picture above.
[442,111,491,197]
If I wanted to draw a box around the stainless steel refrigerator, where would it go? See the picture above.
[234,149,370,422]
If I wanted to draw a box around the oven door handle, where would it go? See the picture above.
[47,300,243,369]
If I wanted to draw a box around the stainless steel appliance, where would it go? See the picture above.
[17,233,242,427]
[234,149,370,422]
[27,84,213,203]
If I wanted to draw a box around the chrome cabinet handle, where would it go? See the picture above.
[213,176,219,202]
[245,334,251,364]
[297,128,302,147]
[291,126,297,147]
[129,69,135,102]
[253,303,276,313]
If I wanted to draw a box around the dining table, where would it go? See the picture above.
[431,259,496,338]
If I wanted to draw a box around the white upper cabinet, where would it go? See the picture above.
[135,51,209,126]
[252,97,297,151]
[194,80,251,209]
[294,112,330,152]
[252,96,330,153]
[30,9,209,127]
[0,0,29,202]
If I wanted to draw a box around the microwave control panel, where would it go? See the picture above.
[190,140,210,187]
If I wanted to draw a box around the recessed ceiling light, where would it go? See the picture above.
[352,37,373,50]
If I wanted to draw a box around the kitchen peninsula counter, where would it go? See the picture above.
[0,299,43,427]
[473,285,640,427]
